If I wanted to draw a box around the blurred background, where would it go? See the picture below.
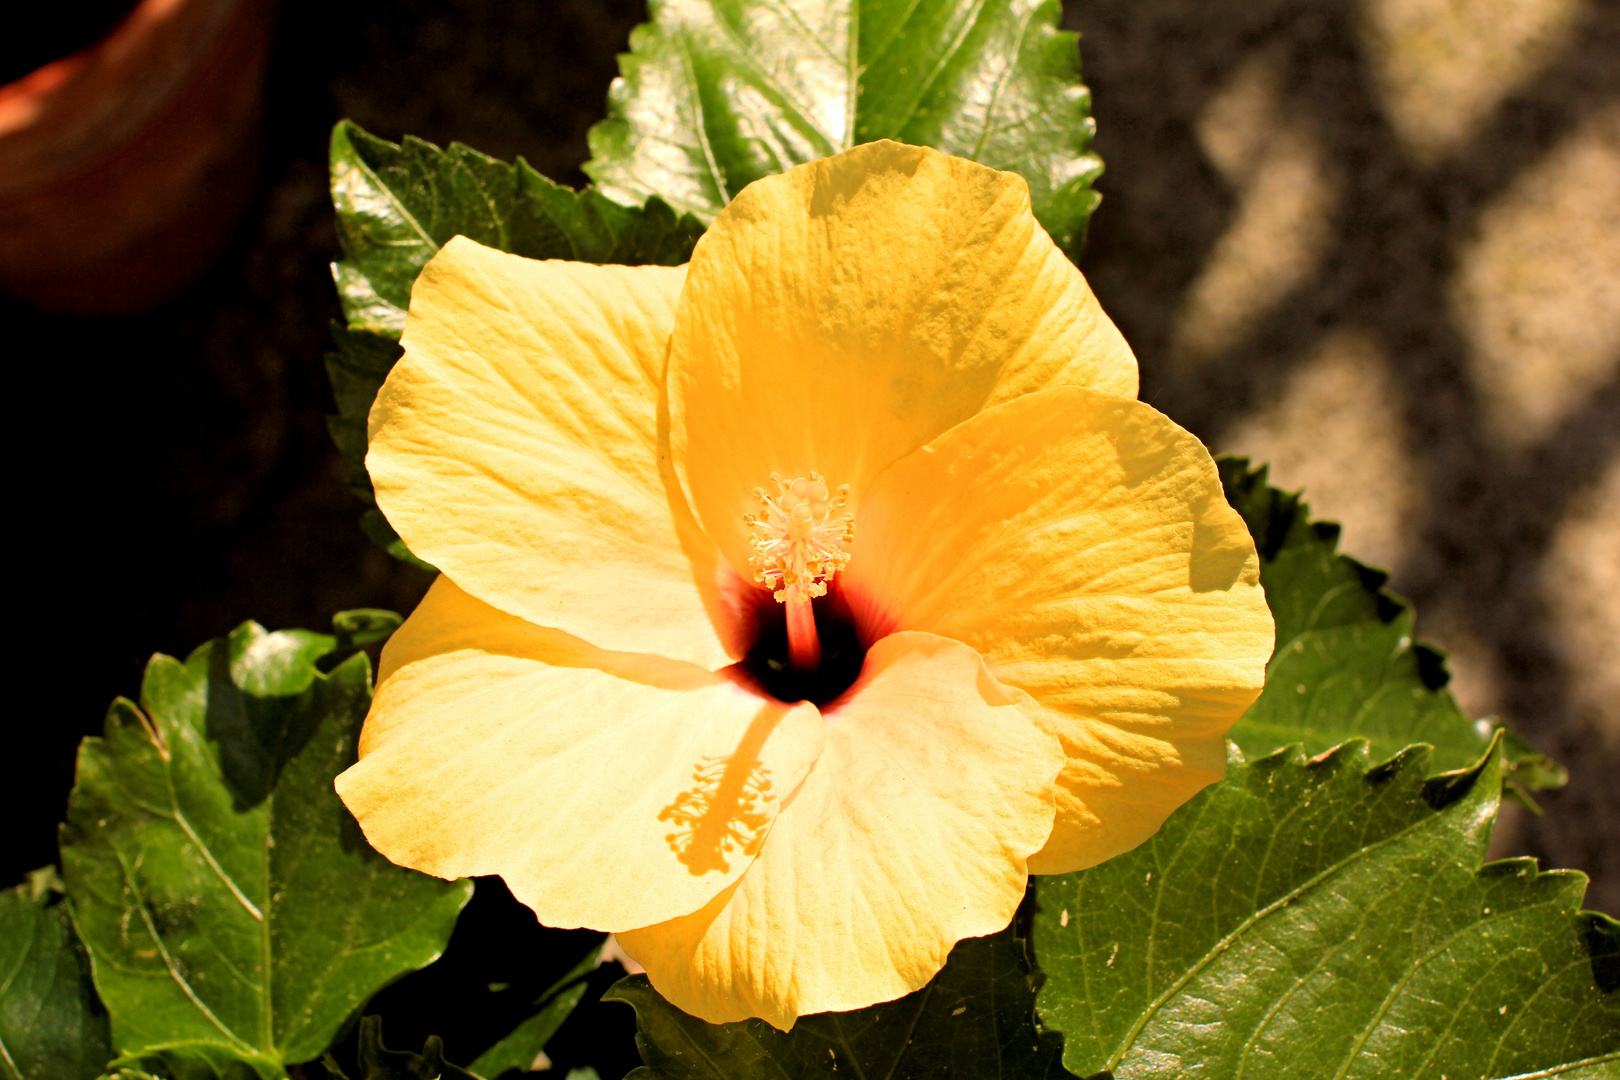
[5,0,1615,971]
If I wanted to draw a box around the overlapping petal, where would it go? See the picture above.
[617,632,1063,1029]
[368,236,740,668]
[345,141,1275,1031]
[667,140,1139,577]
[842,387,1273,875]
[336,577,825,932]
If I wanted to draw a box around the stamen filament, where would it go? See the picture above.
[784,598,822,672]
[744,472,856,647]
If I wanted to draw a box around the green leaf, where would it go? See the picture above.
[326,120,704,565]
[330,609,404,651]
[323,323,400,502]
[358,511,437,574]
[605,922,1066,1079]
[60,619,474,1077]
[0,868,112,1080]
[1219,457,1565,791]
[584,0,1103,252]
[1032,737,1620,1078]
[350,1017,480,1080]
[468,942,602,1079]
[101,1051,270,1080]
[330,120,705,339]
[324,323,434,574]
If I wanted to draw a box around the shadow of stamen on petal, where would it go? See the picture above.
[658,707,781,875]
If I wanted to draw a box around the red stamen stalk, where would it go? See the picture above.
[785,597,822,672]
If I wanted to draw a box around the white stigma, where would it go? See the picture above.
[744,472,855,603]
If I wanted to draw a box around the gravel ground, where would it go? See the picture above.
[9,0,1616,924]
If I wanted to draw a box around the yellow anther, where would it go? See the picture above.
[745,471,855,603]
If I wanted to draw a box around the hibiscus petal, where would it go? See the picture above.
[616,631,1062,1029]
[842,386,1274,876]
[667,140,1138,577]
[335,576,825,932]
[369,236,743,668]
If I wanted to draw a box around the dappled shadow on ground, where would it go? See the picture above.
[1067,0,1618,911]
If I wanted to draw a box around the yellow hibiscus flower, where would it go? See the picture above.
[334,141,1274,1030]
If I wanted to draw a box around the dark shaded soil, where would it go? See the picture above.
[1061,0,1619,917]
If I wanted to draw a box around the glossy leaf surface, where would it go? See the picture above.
[60,619,473,1077]
[1220,458,1564,790]
[322,325,431,571]
[1033,740,1619,1078]
[584,0,1102,251]
[326,121,703,565]
[0,870,111,1080]
[331,121,703,339]
[607,925,1065,1079]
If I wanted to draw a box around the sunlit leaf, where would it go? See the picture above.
[330,121,703,339]
[326,121,704,565]
[1219,457,1565,791]
[584,0,1102,252]
[60,618,473,1077]
[1033,738,1618,1078]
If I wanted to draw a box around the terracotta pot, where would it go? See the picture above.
[0,0,276,315]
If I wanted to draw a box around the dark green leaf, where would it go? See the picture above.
[330,120,704,339]
[60,621,474,1076]
[326,121,703,565]
[584,0,1103,252]
[353,1018,480,1080]
[1033,737,1619,1078]
[324,324,432,573]
[468,942,602,1079]
[102,1048,271,1080]
[0,868,112,1080]
[357,511,436,574]
[330,609,404,652]
[323,323,400,504]
[605,923,1067,1080]
[1219,457,1565,790]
